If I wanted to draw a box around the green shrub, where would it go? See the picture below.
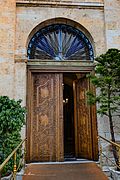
[0,96,26,176]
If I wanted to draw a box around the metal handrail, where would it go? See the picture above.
[98,135,120,170]
[0,138,26,179]
[99,135,120,149]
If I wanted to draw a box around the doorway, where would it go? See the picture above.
[63,73,76,158]
[26,70,98,163]
[63,73,92,160]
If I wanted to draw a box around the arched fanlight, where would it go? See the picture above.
[27,24,94,61]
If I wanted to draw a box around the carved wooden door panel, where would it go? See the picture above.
[73,76,98,160]
[27,72,63,162]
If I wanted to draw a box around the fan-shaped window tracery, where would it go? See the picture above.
[27,24,94,61]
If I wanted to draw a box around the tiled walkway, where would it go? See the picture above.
[23,162,108,180]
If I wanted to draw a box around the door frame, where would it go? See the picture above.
[26,60,98,161]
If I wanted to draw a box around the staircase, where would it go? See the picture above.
[23,162,108,180]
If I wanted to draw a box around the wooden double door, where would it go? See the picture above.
[26,72,98,162]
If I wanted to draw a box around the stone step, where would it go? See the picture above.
[23,162,108,180]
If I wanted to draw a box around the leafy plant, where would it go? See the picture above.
[0,96,26,176]
[87,49,120,168]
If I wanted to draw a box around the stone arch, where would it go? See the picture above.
[26,18,95,61]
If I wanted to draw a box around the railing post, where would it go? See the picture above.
[0,138,26,180]
[99,143,103,169]
[118,148,120,169]
[13,152,17,180]
[23,140,26,169]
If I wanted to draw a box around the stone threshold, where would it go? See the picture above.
[16,1,104,9]
[26,159,97,165]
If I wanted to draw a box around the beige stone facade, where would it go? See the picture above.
[0,0,120,163]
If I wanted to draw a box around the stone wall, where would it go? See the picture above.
[104,0,120,49]
[0,0,16,98]
[16,0,104,2]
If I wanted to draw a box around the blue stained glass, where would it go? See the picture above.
[27,24,94,60]
[29,43,32,48]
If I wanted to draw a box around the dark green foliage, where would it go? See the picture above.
[87,49,120,167]
[87,48,120,116]
[0,96,26,176]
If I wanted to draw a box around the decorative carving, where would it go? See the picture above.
[29,73,63,162]
[40,87,49,98]
[75,77,93,159]
[80,89,85,100]
[40,114,48,126]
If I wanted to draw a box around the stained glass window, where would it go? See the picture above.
[27,24,94,60]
